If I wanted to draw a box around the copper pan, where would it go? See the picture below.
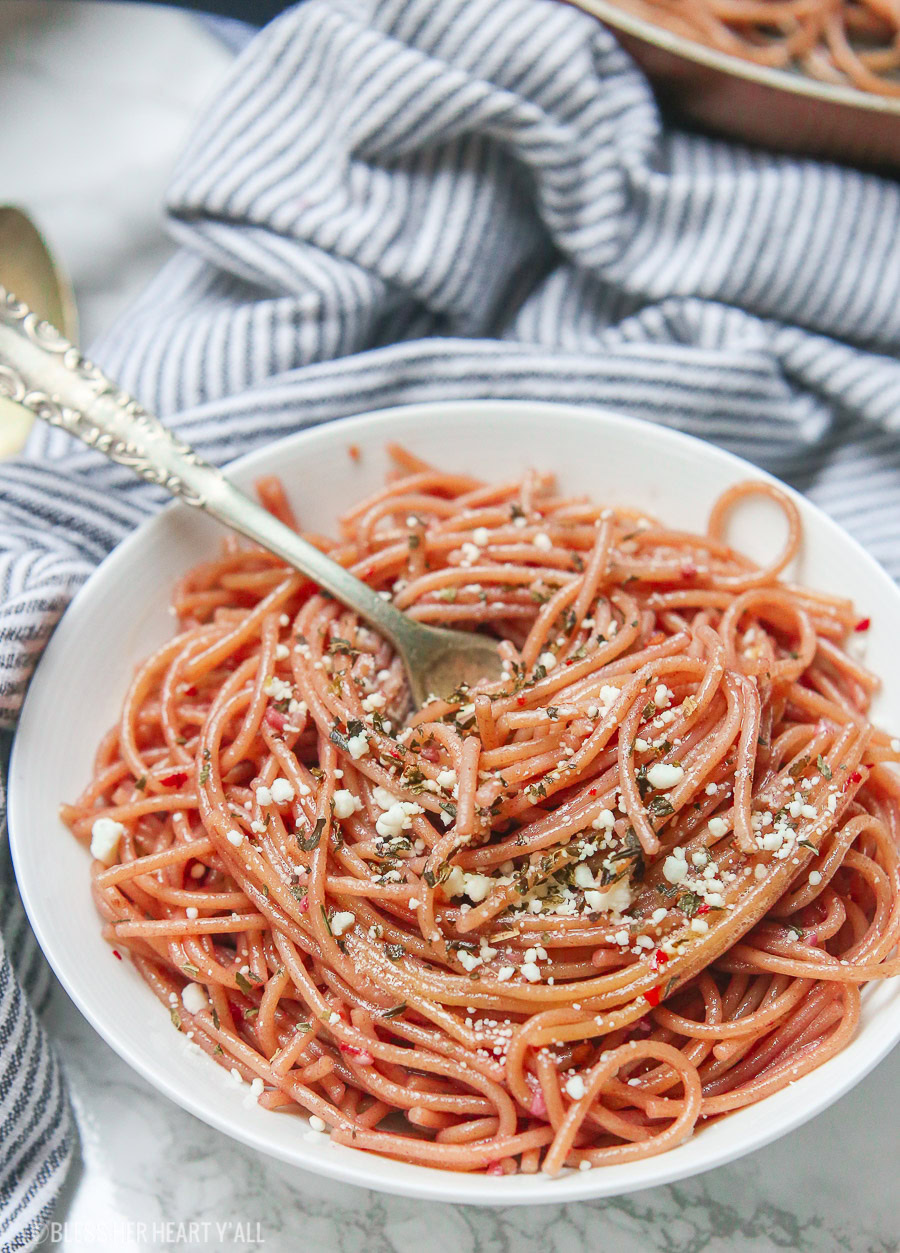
[568,0,900,170]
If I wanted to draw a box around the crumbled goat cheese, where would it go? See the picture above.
[331,911,356,936]
[347,733,369,759]
[583,881,632,915]
[90,817,126,866]
[181,983,208,1015]
[663,855,689,884]
[646,763,684,790]
[269,778,295,805]
[333,790,363,820]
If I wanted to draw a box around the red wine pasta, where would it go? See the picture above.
[605,0,900,98]
[63,447,900,1176]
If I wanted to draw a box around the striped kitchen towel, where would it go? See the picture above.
[2,0,900,1244]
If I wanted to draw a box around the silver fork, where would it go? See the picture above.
[0,287,503,704]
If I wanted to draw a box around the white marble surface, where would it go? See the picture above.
[43,982,900,1251]
[4,4,900,1251]
[0,1,232,344]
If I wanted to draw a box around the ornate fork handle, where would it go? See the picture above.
[0,285,424,662]
[0,285,213,505]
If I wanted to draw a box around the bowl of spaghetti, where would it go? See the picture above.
[9,399,900,1202]
[569,0,900,169]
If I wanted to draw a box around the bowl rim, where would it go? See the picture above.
[570,0,900,116]
[10,397,900,1206]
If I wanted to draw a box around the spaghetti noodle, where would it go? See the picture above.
[63,448,900,1175]
[606,0,900,97]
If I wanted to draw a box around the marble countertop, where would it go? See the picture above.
[45,981,900,1251]
[3,4,900,1251]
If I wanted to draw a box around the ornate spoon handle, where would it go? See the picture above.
[0,286,424,655]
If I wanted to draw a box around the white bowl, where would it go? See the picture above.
[10,400,900,1205]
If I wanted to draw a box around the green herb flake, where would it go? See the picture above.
[235,971,253,996]
[816,754,832,781]
[327,637,360,658]
[297,817,326,852]
[647,795,675,819]
[677,890,704,918]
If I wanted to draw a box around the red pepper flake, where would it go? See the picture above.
[696,903,711,916]
[589,788,597,796]
[565,658,576,665]
[161,771,189,788]
[516,695,526,706]
[854,617,871,633]
[182,685,198,697]
[363,565,376,580]
[644,985,661,1007]
[389,749,402,760]
[339,1044,374,1065]
[842,769,862,793]
[653,949,669,970]
[529,1088,547,1117]
[681,565,697,579]
[112,949,122,961]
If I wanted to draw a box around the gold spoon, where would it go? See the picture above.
[0,209,77,456]
[0,287,503,703]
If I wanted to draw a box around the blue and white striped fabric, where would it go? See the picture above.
[3,0,900,1243]
[0,763,73,1252]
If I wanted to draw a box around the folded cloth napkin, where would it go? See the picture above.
[3,0,900,1243]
